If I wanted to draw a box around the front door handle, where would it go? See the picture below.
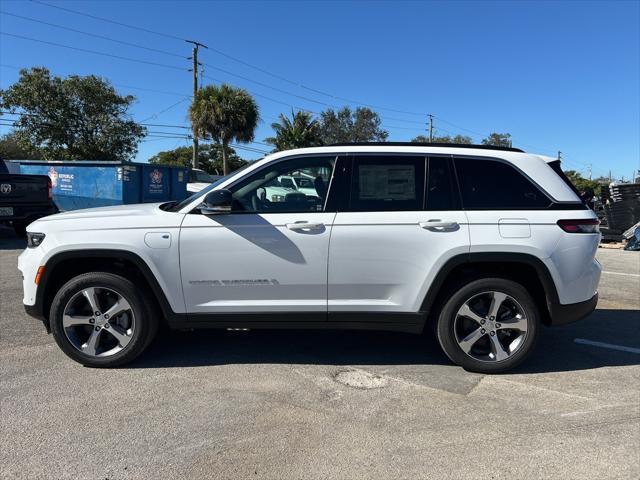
[419,220,459,231]
[286,221,325,231]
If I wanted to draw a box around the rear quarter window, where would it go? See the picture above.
[454,157,551,209]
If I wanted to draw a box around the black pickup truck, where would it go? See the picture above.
[0,161,58,237]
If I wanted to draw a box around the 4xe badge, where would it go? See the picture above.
[0,183,11,194]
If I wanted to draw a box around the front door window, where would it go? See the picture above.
[230,157,335,213]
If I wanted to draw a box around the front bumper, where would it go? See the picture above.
[548,292,598,326]
[24,304,49,332]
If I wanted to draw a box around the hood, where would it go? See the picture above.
[27,202,183,234]
[40,202,164,221]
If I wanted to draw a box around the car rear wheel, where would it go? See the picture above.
[50,272,158,367]
[436,278,540,373]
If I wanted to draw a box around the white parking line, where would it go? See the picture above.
[602,270,640,278]
[574,338,640,354]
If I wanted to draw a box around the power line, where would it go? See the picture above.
[201,59,429,125]
[1,17,565,156]
[202,74,317,114]
[139,98,190,123]
[230,143,269,155]
[140,123,190,129]
[0,118,187,138]
[1,116,269,153]
[1,110,191,130]
[140,137,189,143]
[26,0,569,155]
[147,130,191,136]
[201,61,341,109]
[1,17,425,127]
[1,63,190,98]
[0,10,186,59]
[433,115,488,138]
[30,0,427,117]
[30,0,186,42]
[0,32,187,72]
[2,31,420,130]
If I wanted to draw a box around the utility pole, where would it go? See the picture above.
[557,151,562,161]
[587,164,592,180]
[186,40,208,169]
[428,114,433,143]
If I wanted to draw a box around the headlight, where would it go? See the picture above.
[271,194,285,202]
[27,232,46,248]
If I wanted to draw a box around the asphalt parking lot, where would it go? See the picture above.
[1,226,639,479]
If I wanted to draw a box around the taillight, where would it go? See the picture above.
[557,219,600,233]
[47,179,52,200]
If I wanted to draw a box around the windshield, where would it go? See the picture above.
[295,177,315,188]
[190,170,216,183]
[165,162,255,212]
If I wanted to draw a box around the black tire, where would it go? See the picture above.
[436,277,540,374]
[12,221,27,237]
[50,272,158,367]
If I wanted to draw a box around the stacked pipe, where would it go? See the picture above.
[602,183,640,231]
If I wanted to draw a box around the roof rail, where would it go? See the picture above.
[327,142,524,153]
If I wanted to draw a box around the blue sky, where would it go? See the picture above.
[1,0,638,180]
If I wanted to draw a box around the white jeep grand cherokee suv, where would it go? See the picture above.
[18,143,601,373]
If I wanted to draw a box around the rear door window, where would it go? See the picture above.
[348,156,425,211]
[454,157,550,209]
[426,156,459,210]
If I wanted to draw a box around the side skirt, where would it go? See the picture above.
[167,312,426,334]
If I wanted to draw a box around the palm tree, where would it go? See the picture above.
[264,110,322,151]
[189,84,259,175]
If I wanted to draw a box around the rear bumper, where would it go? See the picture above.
[548,292,598,326]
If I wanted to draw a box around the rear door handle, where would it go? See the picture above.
[419,220,459,231]
[286,221,325,231]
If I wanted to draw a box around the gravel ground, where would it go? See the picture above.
[1,226,638,479]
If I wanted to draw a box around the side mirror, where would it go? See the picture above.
[201,189,232,215]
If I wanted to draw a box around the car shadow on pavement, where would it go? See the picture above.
[127,308,640,373]
[510,308,640,374]
[0,226,26,250]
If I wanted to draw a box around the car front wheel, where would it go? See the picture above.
[436,278,540,373]
[50,272,158,367]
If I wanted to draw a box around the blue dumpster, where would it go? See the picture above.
[17,161,188,211]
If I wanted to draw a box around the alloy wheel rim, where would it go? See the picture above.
[453,290,528,363]
[62,287,135,358]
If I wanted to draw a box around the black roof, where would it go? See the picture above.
[327,142,524,153]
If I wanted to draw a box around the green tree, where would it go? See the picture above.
[264,110,322,151]
[189,84,259,175]
[411,134,473,144]
[148,144,247,174]
[148,146,192,167]
[0,132,42,159]
[0,67,145,161]
[564,170,600,195]
[481,132,512,147]
[318,107,388,144]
